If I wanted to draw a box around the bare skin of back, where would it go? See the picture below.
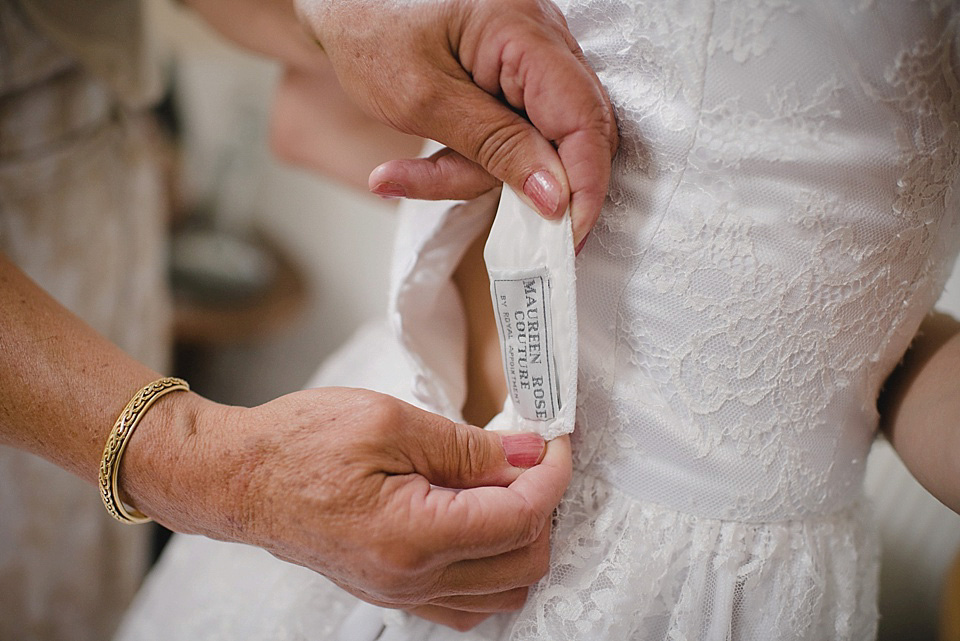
[452,226,508,427]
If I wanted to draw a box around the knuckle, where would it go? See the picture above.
[379,542,429,577]
[392,74,444,131]
[578,102,618,154]
[431,150,499,197]
[473,121,533,180]
[514,507,546,550]
[368,569,411,603]
[457,427,489,480]
[512,538,551,586]
[601,105,620,153]
[356,392,404,440]
[370,577,407,604]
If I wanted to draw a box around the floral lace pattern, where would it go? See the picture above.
[510,474,878,641]
[567,0,960,524]
[118,2,959,640]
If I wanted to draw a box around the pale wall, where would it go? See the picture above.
[151,0,398,406]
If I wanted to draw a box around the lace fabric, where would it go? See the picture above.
[120,323,879,641]
[118,1,959,639]
[564,0,960,524]
[428,474,879,641]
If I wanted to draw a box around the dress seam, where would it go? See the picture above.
[570,464,869,526]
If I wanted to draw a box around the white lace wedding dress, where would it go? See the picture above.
[117,1,960,639]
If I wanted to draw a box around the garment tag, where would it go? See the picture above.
[484,186,577,440]
[491,268,561,421]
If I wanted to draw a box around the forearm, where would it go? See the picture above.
[182,0,426,191]
[880,312,960,512]
[182,0,325,72]
[0,259,564,626]
[270,66,424,191]
[0,254,217,531]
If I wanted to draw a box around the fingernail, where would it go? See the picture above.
[575,232,590,256]
[523,171,561,218]
[501,433,546,468]
[372,182,406,199]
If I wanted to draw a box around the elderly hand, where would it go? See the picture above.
[295,0,618,246]
[124,387,571,631]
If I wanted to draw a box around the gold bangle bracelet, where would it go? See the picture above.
[98,377,190,525]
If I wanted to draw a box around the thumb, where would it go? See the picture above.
[402,413,546,489]
[427,77,570,220]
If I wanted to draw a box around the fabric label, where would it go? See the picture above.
[492,270,561,421]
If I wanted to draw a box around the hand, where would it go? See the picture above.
[125,387,571,631]
[296,0,618,246]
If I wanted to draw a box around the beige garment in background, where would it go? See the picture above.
[12,0,161,109]
[0,1,171,639]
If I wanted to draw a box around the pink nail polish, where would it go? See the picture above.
[501,433,546,468]
[372,182,406,199]
[523,171,561,218]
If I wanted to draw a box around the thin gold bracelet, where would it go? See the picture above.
[98,377,190,524]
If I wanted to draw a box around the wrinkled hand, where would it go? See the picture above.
[295,0,618,245]
[131,388,571,631]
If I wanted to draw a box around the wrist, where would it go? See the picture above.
[117,390,234,537]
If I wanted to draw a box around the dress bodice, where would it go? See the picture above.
[389,0,960,523]
[554,0,960,521]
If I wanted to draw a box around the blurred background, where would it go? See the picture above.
[146,0,398,409]
[146,1,960,639]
